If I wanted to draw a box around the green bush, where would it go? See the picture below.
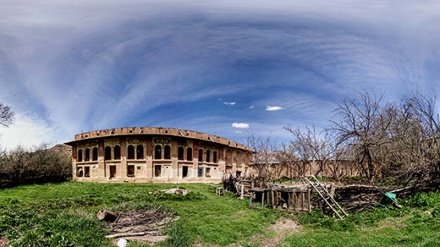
[404,192,440,208]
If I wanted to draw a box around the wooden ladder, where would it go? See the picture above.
[303,176,348,219]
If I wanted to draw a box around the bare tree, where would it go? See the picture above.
[285,126,337,178]
[278,143,300,178]
[0,103,14,127]
[384,92,440,187]
[246,131,278,186]
[331,91,393,184]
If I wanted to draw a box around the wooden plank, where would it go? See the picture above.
[271,190,275,209]
[249,192,253,208]
[308,189,311,213]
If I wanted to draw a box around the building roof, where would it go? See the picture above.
[65,127,252,151]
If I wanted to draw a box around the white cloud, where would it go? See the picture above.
[223,102,236,105]
[266,106,283,111]
[232,122,249,129]
[249,105,255,109]
[0,113,63,150]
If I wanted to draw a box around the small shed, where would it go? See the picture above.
[271,185,312,213]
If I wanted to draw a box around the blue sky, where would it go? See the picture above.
[1,0,440,149]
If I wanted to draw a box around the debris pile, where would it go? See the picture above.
[227,175,408,218]
[98,208,178,245]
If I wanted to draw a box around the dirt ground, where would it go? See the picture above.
[217,217,300,247]
[0,236,8,247]
[253,217,300,247]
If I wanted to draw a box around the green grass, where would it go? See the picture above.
[282,193,440,247]
[2,182,440,247]
[0,182,280,246]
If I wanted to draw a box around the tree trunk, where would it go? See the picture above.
[97,210,118,222]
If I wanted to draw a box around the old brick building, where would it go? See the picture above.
[65,127,252,183]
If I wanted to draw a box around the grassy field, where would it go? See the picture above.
[0,182,281,247]
[0,182,439,247]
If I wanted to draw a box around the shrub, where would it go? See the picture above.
[0,144,71,187]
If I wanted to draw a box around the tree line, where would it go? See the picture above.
[0,103,72,187]
[249,91,440,189]
[0,144,72,187]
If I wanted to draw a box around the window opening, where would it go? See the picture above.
[104,146,111,160]
[154,145,162,159]
[198,149,203,162]
[137,145,144,159]
[127,165,135,177]
[110,165,116,178]
[206,150,211,162]
[77,167,83,177]
[92,147,98,161]
[78,149,83,162]
[84,166,90,177]
[154,165,162,177]
[127,145,135,159]
[187,147,192,161]
[182,166,189,178]
[178,147,184,160]
[198,167,203,177]
[226,149,232,165]
[164,145,171,159]
[236,170,242,177]
[85,148,90,161]
[114,146,121,160]
[205,167,211,177]
[213,151,218,163]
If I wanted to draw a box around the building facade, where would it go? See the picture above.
[66,127,252,183]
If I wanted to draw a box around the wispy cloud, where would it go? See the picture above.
[266,106,283,111]
[232,122,250,129]
[1,1,440,149]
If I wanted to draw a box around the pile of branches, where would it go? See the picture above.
[102,207,178,243]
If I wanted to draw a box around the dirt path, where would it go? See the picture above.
[218,217,300,247]
[193,217,300,247]
[250,217,300,247]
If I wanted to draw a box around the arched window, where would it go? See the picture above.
[187,147,192,161]
[206,150,211,162]
[92,147,98,161]
[85,148,90,161]
[237,151,242,164]
[136,145,144,159]
[114,146,121,160]
[154,145,162,159]
[198,149,203,162]
[127,145,135,159]
[164,145,171,159]
[226,149,232,165]
[213,151,218,163]
[105,146,111,160]
[178,147,184,160]
[78,149,83,162]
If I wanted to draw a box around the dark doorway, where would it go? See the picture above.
[127,165,135,177]
[110,165,116,178]
[182,166,189,178]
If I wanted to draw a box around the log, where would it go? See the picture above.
[97,210,118,222]
[105,231,159,239]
